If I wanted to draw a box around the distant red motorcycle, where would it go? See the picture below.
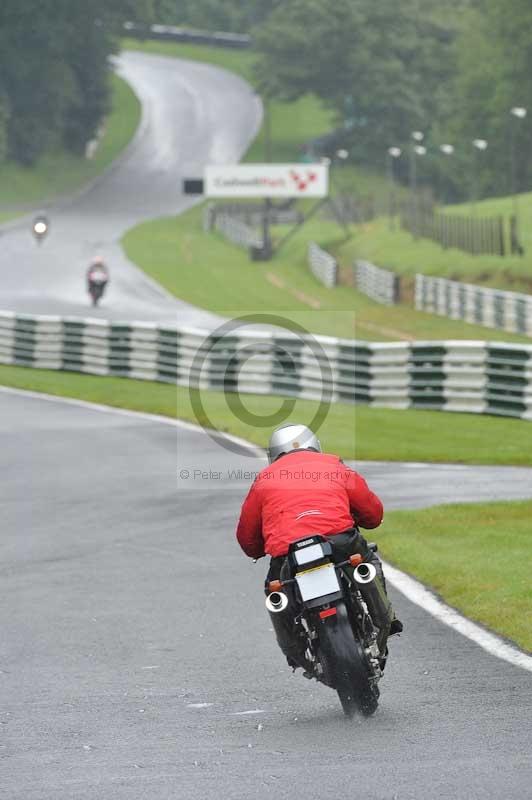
[87,257,109,307]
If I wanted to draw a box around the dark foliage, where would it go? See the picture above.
[0,0,152,165]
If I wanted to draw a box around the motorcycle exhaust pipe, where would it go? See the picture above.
[265,591,289,614]
[353,563,392,630]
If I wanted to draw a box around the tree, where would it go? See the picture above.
[0,0,154,166]
[0,92,10,164]
[444,0,532,196]
[253,0,456,166]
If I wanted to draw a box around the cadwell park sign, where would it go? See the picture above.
[184,163,329,199]
[182,162,330,260]
[204,163,328,198]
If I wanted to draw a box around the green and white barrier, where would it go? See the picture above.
[1,311,531,421]
[415,274,532,337]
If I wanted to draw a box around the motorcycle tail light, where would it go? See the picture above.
[268,580,283,592]
[349,554,364,567]
[319,607,337,619]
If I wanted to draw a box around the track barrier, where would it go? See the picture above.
[308,242,338,288]
[1,311,531,421]
[355,260,400,305]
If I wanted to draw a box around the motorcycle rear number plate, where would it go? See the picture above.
[294,543,325,565]
[296,563,340,601]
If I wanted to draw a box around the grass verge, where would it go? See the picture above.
[122,204,530,342]
[1,364,532,465]
[380,501,532,652]
[334,203,532,295]
[0,73,140,213]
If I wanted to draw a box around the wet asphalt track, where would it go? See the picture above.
[1,390,532,800]
[0,51,260,326]
[1,49,531,799]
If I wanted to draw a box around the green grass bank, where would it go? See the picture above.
[122,204,530,343]
[333,197,532,295]
[1,364,531,466]
[381,501,532,652]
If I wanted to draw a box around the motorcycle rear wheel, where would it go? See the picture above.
[318,603,379,718]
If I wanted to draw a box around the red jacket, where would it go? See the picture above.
[236,449,383,558]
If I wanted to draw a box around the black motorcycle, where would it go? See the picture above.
[265,534,391,717]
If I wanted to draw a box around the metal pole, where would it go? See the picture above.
[262,97,272,258]
[409,133,424,239]
[386,152,394,230]
[510,117,516,218]
[471,146,477,217]
[409,143,417,237]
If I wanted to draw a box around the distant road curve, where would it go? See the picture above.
[0,50,261,326]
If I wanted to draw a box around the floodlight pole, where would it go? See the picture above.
[509,106,526,240]
[387,147,401,230]
[262,97,273,259]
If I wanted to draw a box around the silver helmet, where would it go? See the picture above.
[267,423,321,463]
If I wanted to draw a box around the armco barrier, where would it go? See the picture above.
[212,213,263,250]
[355,260,399,305]
[308,242,338,288]
[415,274,532,338]
[1,311,531,421]
[123,22,251,49]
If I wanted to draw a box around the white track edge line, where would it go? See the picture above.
[383,560,532,672]
[1,384,530,672]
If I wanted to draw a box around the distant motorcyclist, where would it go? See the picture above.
[87,256,109,306]
[236,423,403,668]
[32,213,49,244]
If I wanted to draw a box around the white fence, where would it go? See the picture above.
[308,242,338,288]
[355,260,399,305]
[123,22,251,49]
[213,213,263,250]
[1,311,532,421]
[416,274,532,337]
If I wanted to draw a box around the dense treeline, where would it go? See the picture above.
[155,0,532,198]
[253,0,532,199]
[0,1,153,166]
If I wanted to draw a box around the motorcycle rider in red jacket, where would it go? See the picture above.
[236,423,402,669]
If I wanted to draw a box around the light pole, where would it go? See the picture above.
[510,106,527,236]
[438,144,455,204]
[409,131,424,197]
[409,131,424,237]
[386,146,401,229]
[333,149,349,222]
[261,96,273,258]
[471,138,488,215]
